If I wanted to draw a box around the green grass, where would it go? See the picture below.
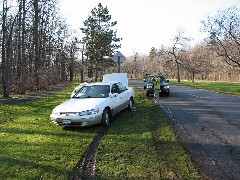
[0,81,202,179]
[170,80,240,96]
[96,88,202,179]
[0,81,99,179]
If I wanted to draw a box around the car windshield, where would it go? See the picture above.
[73,85,110,98]
[147,75,166,83]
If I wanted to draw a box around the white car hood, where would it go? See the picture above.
[54,98,106,112]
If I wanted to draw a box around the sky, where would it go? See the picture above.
[60,0,240,57]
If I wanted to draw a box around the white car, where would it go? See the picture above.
[50,76,135,127]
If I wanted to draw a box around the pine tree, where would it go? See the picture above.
[81,3,121,79]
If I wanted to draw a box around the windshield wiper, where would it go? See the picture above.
[87,96,100,98]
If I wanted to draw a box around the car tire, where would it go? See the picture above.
[166,92,170,96]
[101,108,110,126]
[127,98,134,110]
[146,91,149,96]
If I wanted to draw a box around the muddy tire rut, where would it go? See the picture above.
[71,96,170,179]
[72,127,109,180]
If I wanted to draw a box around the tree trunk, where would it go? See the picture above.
[17,1,22,86]
[95,68,98,82]
[69,62,73,81]
[69,44,74,82]
[60,54,66,81]
[1,0,9,97]
[80,45,84,83]
[34,0,40,89]
[20,0,26,94]
[177,62,181,83]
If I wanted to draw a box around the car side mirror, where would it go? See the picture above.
[166,80,169,82]
[110,93,118,98]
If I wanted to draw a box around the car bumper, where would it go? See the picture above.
[50,113,102,127]
[159,88,169,94]
[146,88,154,93]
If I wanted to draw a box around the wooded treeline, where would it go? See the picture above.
[122,6,240,83]
[0,0,78,97]
[1,2,240,98]
[0,1,121,97]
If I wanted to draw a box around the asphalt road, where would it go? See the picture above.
[129,79,240,180]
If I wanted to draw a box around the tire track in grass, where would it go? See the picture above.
[71,86,194,179]
[72,127,109,180]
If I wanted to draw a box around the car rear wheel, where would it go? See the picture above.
[101,108,110,126]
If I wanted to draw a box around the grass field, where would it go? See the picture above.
[0,81,98,179]
[170,80,240,97]
[0,80,202,179]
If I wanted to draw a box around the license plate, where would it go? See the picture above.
[63,119,71,124]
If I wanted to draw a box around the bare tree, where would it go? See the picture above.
[181,44,212,82]
[19,0,26,94]
[0,0,76,96]
[1,0,9,97]
[202,6,240,68]
[168,29,191,83]
[33,0,40,88]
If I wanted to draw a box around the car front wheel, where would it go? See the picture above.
[146,91,149,96]
[101,108,110,126]
[127,98,134,110]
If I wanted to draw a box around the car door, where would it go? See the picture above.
[116,82,129,110]
[110,83,122,114]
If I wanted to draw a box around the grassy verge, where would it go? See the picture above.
[1,81,203,179]
[170,80,240,97]
[0,81,99,179]
[96,88,202,179]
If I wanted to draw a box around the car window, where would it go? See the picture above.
[117,82,127,93]
[73,85,110,98]
[111,84,119,94]
[147,75,166,83]
[147,76,153,82]
[158,76,166,82]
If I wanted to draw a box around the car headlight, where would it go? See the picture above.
[79,108,99,116]
[52,109,60,116]
[53,112,60,116]
[164,86,169,89]
[147,85,153,88]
